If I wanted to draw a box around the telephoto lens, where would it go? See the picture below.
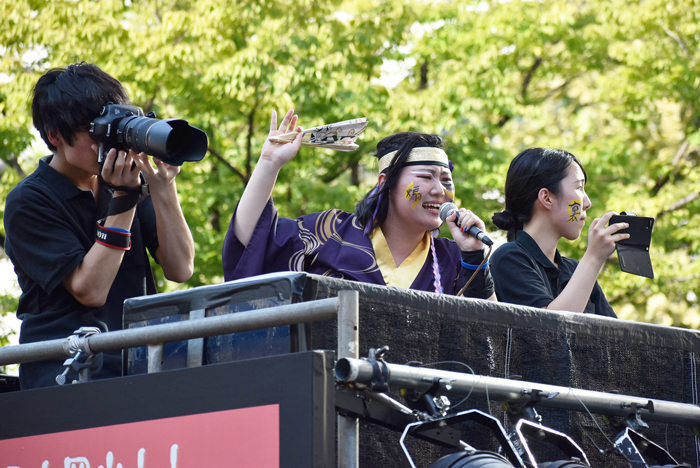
[90,103,208,166]
[118,115,208,166]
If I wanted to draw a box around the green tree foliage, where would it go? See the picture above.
[384,0,700,327]
[0,0,698,348]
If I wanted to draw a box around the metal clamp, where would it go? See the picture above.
[56,327,103,385]
[364,346,390,392]
[61,326,102,357]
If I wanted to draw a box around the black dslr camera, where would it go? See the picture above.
[89,103,208,166]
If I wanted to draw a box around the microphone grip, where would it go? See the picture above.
[466,225,494,247]
[453,210,494,247]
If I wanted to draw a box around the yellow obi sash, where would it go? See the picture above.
[370,227,431,289]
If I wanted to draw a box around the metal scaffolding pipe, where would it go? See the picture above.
[337,290,360,468]
[0,340,67,367]
[335,357,700,427]
[148,343,164,373]
[0,298,340,366]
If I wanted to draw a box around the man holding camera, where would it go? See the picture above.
[4,63,195,389]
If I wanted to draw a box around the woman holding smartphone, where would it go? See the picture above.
[490,148,628,316]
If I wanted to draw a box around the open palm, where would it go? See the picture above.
[260,109,303,169]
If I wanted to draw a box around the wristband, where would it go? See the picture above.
[104,226,130,234]
[461,249,485,263]
[95,222,131,250]
[461,259,489,270]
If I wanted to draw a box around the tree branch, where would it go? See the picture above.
[497,114,511,128]
[539,78,572,102]
[658,20,692,59]
[207,147,248,184]
[657,192,700,218]
[521,56,543,100]
[246,105,257,178]
[321,151,365,184]
[419,61,428,90]
[210,165,220,232]
[322,164,348,184]
[172,31,186,46]
[0,154,27,178]
[141,96,156,115]
[495,56,544,128]
[154,0,162,24]
[652,140,689,196]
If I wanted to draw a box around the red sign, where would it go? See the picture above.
[1,404,279,468]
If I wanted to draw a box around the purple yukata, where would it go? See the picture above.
[224,199,491,298]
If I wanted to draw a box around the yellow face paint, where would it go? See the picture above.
[568,199,582,223]
[405,182,422,209]
[410,170,455,196]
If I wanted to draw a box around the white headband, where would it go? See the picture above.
[377,147,450,173]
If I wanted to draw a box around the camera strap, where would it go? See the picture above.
[98,171,150,197]
[107,192,140,217]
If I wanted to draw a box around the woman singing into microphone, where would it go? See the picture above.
[223,109,495,299]
[490,148,628,316]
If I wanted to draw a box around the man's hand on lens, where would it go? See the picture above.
[133,153,181,193]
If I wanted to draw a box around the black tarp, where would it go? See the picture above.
[123,273,700,467]
[306,275,700,468]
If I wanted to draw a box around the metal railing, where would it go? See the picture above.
[0,296,347,368]
[0,290,361,467]
[5,287,697,466]
[336,356,700,427]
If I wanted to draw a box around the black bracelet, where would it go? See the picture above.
[95,222,131,250]
[461,249,486,264]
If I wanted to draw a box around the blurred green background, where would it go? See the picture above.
[1,0,699,356]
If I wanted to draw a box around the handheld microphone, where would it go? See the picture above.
[438,202,494,246]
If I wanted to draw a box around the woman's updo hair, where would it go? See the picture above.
[355,132,445,232]
[492,148,586,242]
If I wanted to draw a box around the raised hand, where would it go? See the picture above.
[259,109,303,170]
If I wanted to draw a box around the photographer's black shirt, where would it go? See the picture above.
[491,231,617,317]
[4,156,159,389]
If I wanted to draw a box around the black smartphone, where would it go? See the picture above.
[608,213,654,278]
[609,214,654,246]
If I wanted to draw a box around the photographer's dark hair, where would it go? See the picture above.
[355,132,445,232]
[32,62,130,152]
[492,148,586,242]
